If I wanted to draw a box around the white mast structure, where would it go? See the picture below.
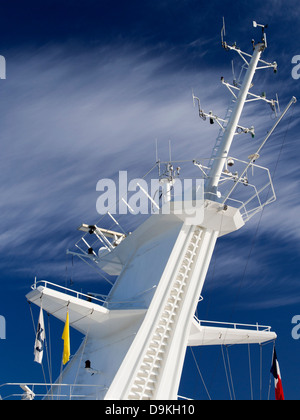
[25,22,296,400]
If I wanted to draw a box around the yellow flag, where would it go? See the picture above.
[62,310,70,365]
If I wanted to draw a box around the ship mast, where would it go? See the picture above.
[103,22,280,400]
[203,22,277,197]
[25,22,295,401]
[207,36,265,193]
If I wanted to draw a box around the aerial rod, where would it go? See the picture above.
[252,96,297,157]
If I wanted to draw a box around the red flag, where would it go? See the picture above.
[270,348,284,400]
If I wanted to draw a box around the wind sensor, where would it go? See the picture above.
[253,20,268,46]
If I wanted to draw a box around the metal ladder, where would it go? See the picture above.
[127,226,203,400]
[207,99,234,174]
[207,64,246,177]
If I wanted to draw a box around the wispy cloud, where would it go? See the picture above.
[0,41,299,306]
[0,44,225,277]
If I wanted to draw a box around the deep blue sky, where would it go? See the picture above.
[0,0,300,400]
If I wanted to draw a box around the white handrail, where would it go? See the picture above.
[0,382,108,400]
[194,316,271,332]
[31,280,107,304]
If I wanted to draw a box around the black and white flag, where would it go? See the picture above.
[34,307,45,364]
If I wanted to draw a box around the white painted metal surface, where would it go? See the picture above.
[188,318,277,346]
[5,23,295,401]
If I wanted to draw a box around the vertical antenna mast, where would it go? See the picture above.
[221,16,226,44]
[155,138,161,177]
[205,21,274,197]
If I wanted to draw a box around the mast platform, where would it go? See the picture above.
[26,281,146,338]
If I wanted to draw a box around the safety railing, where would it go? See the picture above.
[194,316,272,332]
[31,280,107,305]
[31,279,156,310]
[0,382,108,400]
[195,155,276,222]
